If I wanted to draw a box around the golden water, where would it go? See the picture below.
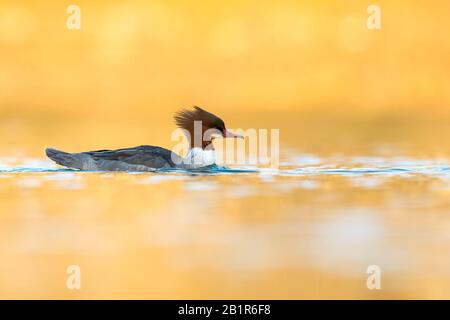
[1,111,450,299]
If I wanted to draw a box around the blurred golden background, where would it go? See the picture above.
[0,0,449,157]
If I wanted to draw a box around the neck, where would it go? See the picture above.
[189,140,214,150]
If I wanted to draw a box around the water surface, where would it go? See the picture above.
[1,155,450,298]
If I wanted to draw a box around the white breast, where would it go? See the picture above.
[182,148,216,169]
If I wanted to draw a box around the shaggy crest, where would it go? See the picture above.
[174,106,225,131]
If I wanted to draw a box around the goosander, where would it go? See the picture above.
[45,106,243,171]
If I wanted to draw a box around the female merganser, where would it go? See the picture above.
[45,106,243,171]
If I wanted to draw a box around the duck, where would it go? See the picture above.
[45,106,243,171]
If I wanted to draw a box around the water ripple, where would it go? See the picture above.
[0,157,449,177]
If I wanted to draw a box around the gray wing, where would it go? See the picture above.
[83,145,181,169]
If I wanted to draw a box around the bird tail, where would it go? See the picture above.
[45,148,84,170]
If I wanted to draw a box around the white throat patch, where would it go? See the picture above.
[182,148,216,169]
